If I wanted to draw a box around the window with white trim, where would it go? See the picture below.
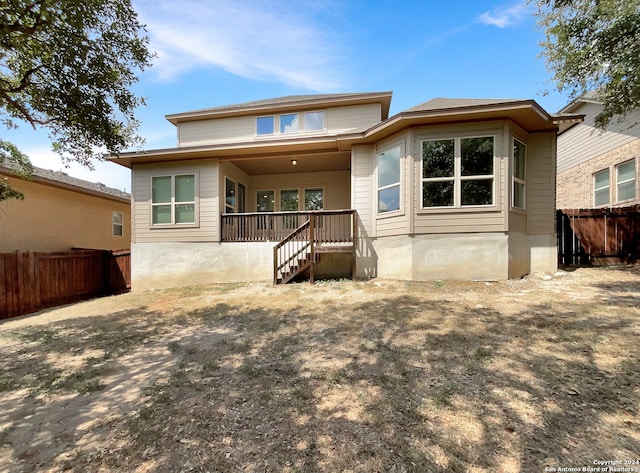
[593,169,610,207]
[422,136,494,208]
[256,110,325,136]
[224,178,245,214]
[112,211,123,236]
[256,116,274,135]
[377,145,401,213]
[304,188,323,210]
[151,174,196,225]
[512,139,526,209]
[616,160,636,202]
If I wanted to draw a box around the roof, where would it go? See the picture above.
[165,91,393,124]
[109,95,584,168]
[0,163,130,203]
[404,97,524,113]
[558,91,602,114]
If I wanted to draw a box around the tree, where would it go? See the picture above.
[0,0,153,199]
[534,0,640,128]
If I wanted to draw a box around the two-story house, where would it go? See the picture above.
[110,92,579,290]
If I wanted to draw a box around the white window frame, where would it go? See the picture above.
[280,188,300,211]
[512,139,526,210]
[376,144,402,215]
[150,173,198,227]
[303,111,325,132]
[256,189,276,212]
[303,187,324,210]
[421,135,496,209]
[280,113,299,134]
[615,159,636,203]
[593,169,610,207]
[112,211,123,237]
[255,110,326,137]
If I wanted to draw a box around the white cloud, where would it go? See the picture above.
[478,2,531,28]
[134,0,346,90]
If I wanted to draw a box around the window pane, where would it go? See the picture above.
[280,189,299,211]
[423,140,454,178]
[175,174,195,202]
[304,111,324,131]
[225,177,236,210]
[617,160,635,182]
[618,180,635,201]
[304,188,323,210]
[513,140,525,180]
[257,190,275,212]
[152,176,171,203]
[513,182,525,209]
[378,185,400,213]
[378,146,401,188]
[595,188,609,207]
[462,179,493,206]
[175,203,195,223]
[462,137,493,176]
[280,113,299,133]
[113,212,123,225]
[152,205,172,224]
[113,224,123,236]
[594,169,609,190]
[423,181,454,207]
[257,116,274,135]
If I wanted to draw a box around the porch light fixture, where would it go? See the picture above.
[291,159,298,166]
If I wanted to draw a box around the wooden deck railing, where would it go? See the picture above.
[222,210,356,243]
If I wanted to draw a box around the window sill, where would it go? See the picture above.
[150,223,200,229]
[417,205,500,215]
[377,210,405,220]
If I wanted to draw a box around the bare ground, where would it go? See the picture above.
[0,267,639,473]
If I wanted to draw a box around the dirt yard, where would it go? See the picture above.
[0,267,639,473]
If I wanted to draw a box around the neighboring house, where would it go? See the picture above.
[110,92,579,290]
[556,92,640,209]
[0,165,131,252]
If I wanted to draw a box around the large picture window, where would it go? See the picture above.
[422,136,494,208]
[151,174,196,225]
[512,139,526,209]
[377,145,401,213]
[616,160,636,202]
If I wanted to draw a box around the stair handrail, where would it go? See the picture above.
[273,219,311,284]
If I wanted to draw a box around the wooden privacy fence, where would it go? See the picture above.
[0,249,130,320]
[557,206,640,266]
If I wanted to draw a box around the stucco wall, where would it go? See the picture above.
[132,241,274,291]
[0,176,130,252]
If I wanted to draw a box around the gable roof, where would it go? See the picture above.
[404,97,523,113]
[165,91,393,124]
[558,91,603,114]
[0,163,130,203]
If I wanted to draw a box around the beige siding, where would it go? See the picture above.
[132,159,219,243]
[178,116,255,147]
[176,103,382,147]
[557,102,640,172]
[527,133,556,234]
[249,170,350,211]
[351,145,374,237]
[412,122,507,234]
[0,177,130,252]
[326,103,382,133]
[374,134,410,237]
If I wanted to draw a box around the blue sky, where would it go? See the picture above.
[8,0,570,193]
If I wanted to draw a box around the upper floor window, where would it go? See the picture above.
[256,116,275,135]
[422,136,494,208]
[256,110,325,136]
[512,139,526,210]
[151,174,196,225]
[616,160,636,202]
[593,169,610,207]
[112,211,123,236]
[377,145,401,213]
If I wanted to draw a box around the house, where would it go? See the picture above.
[110,92,579,290]
[556,92,640,209]
[0,165,131,252]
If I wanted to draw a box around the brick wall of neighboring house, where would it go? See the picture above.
[557,137,640,209]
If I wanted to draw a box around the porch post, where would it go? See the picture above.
[309,214,315,284]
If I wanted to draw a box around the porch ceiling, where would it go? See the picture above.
[227,151,351,175]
